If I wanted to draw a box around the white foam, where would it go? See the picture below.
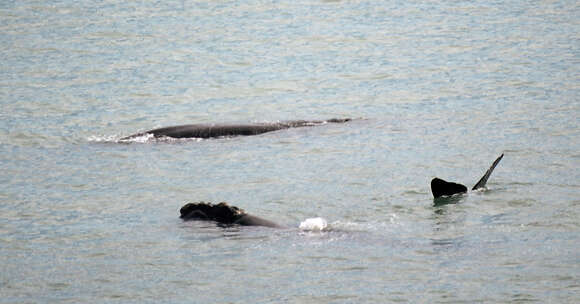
[472,187,488,193]
[88,133,207,144]
[299,217,328,231]
[122,134,207,143]
[87,134,122,143]
[119,133,155,143]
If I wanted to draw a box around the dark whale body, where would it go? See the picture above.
[122,118,351,140]
[431,178,468,198]
[431,154,504,199]
[180,201,281,228]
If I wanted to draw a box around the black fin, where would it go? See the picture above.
[431,178,468,198]
[472,154,504,190]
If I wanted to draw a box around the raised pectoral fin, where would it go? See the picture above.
[472,154,504,190]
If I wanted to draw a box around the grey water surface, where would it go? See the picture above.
[1,0,579,303]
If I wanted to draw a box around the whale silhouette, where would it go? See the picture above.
[431,154,504,198]
[180,201,282,228]
[122,118,351,140]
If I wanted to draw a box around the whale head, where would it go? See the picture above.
[180,201,245,223]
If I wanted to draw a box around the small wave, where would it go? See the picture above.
[88,134,205,144]
[87,134,124,143]
[471,187,488,193]
[298,214,403,233]
[87,133,155,143]
[331,219,400,231]
[140,136,205,143]
[472,186,507,194]
[117,133,155,143]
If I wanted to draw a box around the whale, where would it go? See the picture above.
[431,154,504,199]
[180,201,282,228]
[121,118,351,140]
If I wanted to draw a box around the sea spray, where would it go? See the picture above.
[299,217,328,231]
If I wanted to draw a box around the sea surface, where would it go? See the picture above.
[1,0,579,303]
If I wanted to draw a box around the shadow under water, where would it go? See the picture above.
[433,194,465,207]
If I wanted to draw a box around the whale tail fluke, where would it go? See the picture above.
[472,153,504,190]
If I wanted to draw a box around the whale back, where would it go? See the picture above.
[148,123,286,139]
[121,118,352,140]
[234,214,281,228]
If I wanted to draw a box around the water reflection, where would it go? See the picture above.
[430,236,466,251]
[433,194,465,207]
[429,197,469,255]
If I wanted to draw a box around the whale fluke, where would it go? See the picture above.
[431,154,504,198]
[472,153,504,190]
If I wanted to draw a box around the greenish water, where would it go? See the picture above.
[1,0,578,302]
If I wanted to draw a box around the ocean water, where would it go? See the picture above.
[1,0,579,302]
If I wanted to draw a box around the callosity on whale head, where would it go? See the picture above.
[179,201,281,228]
[180,201,245,223]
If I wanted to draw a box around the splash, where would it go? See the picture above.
[117,133,155,143]
[88,133,204,144]
[87,134,125,143]
[299,217,328,231]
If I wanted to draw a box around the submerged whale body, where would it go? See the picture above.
[180,201,281,228]
[431,154,504,199]
[122,118,351,140]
